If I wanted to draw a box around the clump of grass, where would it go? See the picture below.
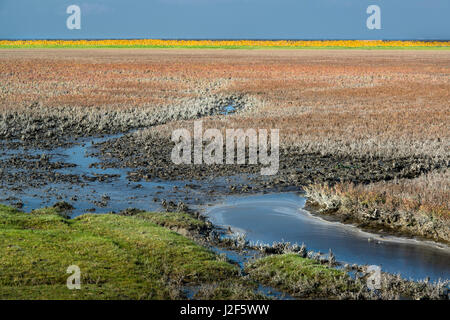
[245,254,361,299]
[31,202,74,219]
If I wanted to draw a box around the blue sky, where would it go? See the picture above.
[1,0,449,40]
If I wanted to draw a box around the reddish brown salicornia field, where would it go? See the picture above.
[1,49,448,157]
[0,49,449,235]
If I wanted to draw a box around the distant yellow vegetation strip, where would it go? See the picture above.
[1,39,449,49]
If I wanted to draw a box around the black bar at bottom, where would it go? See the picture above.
[0,300,447,319]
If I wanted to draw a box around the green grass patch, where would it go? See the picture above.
[0,205,257,300]
[245,254,362,299]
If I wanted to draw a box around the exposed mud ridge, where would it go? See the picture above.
[0,93,255,149]
[95,132,447,190]
[305,189,450,244]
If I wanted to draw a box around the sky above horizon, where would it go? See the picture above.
[1,0,449,40]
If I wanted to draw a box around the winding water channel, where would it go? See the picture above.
[205,193,450,282]
[1,134,449,283]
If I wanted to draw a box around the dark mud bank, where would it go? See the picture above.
[305,190,450,244]
[96,132,447,190]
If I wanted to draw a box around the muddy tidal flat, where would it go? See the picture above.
[0,49,449,300]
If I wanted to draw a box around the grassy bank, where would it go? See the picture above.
[245,254,449,300]
[0,204,259,300]
[246,254,361,299]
